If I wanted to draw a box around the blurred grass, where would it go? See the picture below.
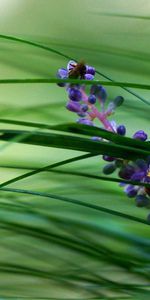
[0,0,150,299]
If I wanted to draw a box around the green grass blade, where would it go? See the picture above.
[1,187,149,225]
[0,129,149,159]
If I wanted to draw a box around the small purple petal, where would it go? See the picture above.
[57,68,68,79]
[84,74,94,80]
[56,68,68,87]
[124,185,138,198]
[131,171,145,181]
[86,65,95,75]
[133,130,148,141]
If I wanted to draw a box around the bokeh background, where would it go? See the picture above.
[0,0,150,299]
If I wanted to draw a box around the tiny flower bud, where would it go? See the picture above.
[84,74,94,80]
[56,68,68,87]
[66,101,81,113]
[88,94,96,104]
[133,130,148,141]
[125,185,138,198]
[68,88,82,102]
[81,104,88,112]
[103,163,116,175]
[117,125,126,136]
[86,65,95,75]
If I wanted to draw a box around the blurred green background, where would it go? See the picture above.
[0,0,150,299]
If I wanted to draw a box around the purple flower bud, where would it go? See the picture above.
[86,65,95,75]
[117,125,126,136]
[133,130,148,141]
[103,163,116,175]
[103,155,115,162]
[84,74,94,80]
[77,118,94,126]
[119,165,135,180]
[125,185,138,198]
[56,68,68,87]
[88,94,96,104]
[57,68,68,79]
[81,104,88,112]
[68,88,82,102]
[66,101,81,113]
[136,195,149,207]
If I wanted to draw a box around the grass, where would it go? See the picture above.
[0,1,150,299]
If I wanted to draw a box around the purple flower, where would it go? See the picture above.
[88,94,96,104]
[68,88,82,102]
[86,65,95,75]
[84,74,94,80]
[66,101,81,113]
[133,130,148,141]
[56,68,68,87]
[124,185,138,198]
[117,125,126,136]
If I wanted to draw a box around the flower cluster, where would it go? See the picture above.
[56,61,150,222]
[57,60,124,132]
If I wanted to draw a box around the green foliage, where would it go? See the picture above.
[0,1,150,299]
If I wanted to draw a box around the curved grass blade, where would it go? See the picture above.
[0,34,72,60]
[1,187,149,225]
[49,169,150,189]
[0,34,148,105]
[0,119,149,152]
[1,163,150,189]
[0,153,95,189]
[0,129,150,160]
[52,123,150,152]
